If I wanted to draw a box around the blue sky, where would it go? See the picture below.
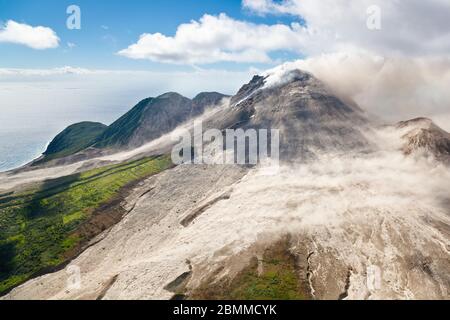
[0,0,301,70]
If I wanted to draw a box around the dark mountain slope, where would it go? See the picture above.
[192,92,229,117]
[94,97,155,149]
[95,92,228,149]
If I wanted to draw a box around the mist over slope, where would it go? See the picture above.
[269,52,450,131]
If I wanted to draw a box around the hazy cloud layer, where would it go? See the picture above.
[0,66,254,132]
[0,20,59,49]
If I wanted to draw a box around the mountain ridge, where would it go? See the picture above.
[35,92,230,164]
[397,117,450,162]
[95,91,229,149]
[205,69,372,161]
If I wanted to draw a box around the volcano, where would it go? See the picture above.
[1,69,449,300]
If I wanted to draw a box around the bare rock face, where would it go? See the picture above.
[397,118,450,163]
[230,75,265,106]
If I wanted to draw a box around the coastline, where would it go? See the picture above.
[0,138,50,174]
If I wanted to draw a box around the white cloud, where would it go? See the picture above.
[118,13,307,64]
[119,1,450,65]
[0,20,59,49]
[243,0,450,57]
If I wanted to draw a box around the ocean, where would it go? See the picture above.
[0,128,51,172]
[0,92,134,173]
[0,76,148,173]
[0,101,133,173]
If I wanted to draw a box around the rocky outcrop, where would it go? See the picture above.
[397,117,450,163]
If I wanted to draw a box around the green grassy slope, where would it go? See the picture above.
[94,98,152,148]
[0,155,173,295]
[39,122,107,163]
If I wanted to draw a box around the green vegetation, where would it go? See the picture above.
[0,155,173,295]
[38,121,107,163]
[228,257,306,300]
[190,239,309,300]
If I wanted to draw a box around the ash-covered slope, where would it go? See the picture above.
[397,117,450,163]
[4,151,449,300]
[207,70,372,160]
